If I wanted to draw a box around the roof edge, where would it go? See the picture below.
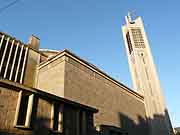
[38,49,144,101]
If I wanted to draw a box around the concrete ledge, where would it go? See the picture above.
[0,79,98,113]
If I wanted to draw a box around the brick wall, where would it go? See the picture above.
[0,87,18,131]
[64,56,149,135]
[0,87,32,135]
[0,80,97,135]
[35,51,149,135]
[36,56,65,97]
[0,86,52,135]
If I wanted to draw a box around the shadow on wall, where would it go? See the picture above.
[31,117,52,135]
[0,117,51,135]
[119,112,149,135]
[0,111,173,135]
[119,109,173,135]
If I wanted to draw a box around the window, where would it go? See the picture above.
[1,38,11,77]
[14,91,34,128]
[16,47,26,83]
[51,103,63,132]
[126,32,133,54]
[0,38,9,77]
[131,28,145,48]
[63,106,90,135]
[80,110,87,135]
[51,104,93,135]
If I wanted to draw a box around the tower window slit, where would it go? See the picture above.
[126,32,133,54]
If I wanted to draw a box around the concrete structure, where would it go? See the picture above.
[174,127,180,135]
[36,50,148,135]
[0,32,149,135]
[0,79,97,135]
[0,13,174,135]
[0,32,46,88]
[122,13,173,135]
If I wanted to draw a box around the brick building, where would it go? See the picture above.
[0,31,147,135]
[0,23,172,135]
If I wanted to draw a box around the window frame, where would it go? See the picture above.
[14,90,34,128]
[50,102,64,133]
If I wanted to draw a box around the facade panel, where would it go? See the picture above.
[0,33,29,84]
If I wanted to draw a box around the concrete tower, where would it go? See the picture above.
[122,13,173,135]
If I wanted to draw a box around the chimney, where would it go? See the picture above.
[28,35,40,51]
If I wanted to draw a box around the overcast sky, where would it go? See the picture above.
[0,0,179,127]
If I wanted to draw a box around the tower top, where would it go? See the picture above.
[125,11,136,24]
[127,12,132,22]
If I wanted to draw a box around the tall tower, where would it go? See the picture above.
[122,13,173,135]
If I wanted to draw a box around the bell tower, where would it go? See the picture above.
[122,13,173,135]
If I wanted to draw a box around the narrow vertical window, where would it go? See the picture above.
[16,48,26,83]
[0,38,10,76]
[5,41,16,79]
[126,32,133,54]
[51,103,63,133]
[81,111,87,135]
[17,94,29,125]
[0,36,6,67]
[78,110,89,135]
[11,45,21,81]
[14,91,34,127]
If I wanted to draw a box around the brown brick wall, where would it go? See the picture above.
[0,86,52,135]
[64,56,148,135]
[0,87,18,131]
[36,98,52,128]
[0,87,33,135]
[36,56,65,97]
[35,53,149,135]
[0,82,97,135]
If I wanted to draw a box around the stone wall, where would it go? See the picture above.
[64,56,149,135]
[36,98,52,128]
[35,56,65,97]
[0,80,97,135]
[0,87,31,135]
[0,86,52,135]
[35,51,149,135]
[0,87,18,131]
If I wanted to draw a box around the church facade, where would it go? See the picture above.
[0,14,173,135]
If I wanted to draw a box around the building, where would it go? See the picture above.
[0,14,173,135]
[122,13,173,135]
[0,79,97,135]
[174,127,180,135]
[0,32,99,135]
